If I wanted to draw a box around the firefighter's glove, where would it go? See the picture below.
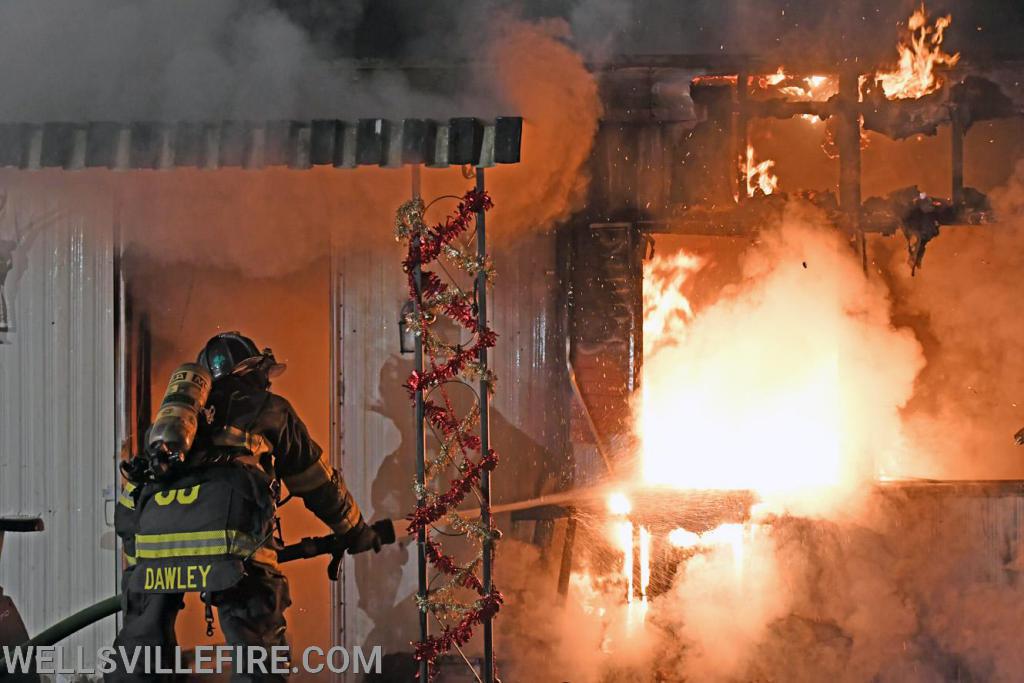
[1015,427,1024,446]
[343,519,383,555]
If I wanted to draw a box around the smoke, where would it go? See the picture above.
[485,18,601,241]
[0,1,605,278]
[104,17,600,281]
[494,540,616,683]
[657,529,789,680]
[0,0,466,121]
[884,159,1024,478]
[564,0,634,63]
[500,483,1024,682]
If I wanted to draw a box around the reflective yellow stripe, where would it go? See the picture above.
[136,530,229,544]
[137,545,230,559]
[282,458,333,494]
[118,481,137,509]
[134,530,263,560]
[124,553,137,566]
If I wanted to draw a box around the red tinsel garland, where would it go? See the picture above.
[413,589,504,669]
[406,450,499,533]
[396,187,501,681]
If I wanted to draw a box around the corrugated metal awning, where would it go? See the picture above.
[0,117,522,171]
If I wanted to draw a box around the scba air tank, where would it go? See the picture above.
[147,363,213,458]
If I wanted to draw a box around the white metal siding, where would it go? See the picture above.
[334,218,569,666]
[0,175,116,658]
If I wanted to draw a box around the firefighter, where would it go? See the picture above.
[111,332,380,681]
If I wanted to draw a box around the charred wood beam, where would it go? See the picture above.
[557,517,577,597]
[879,479,1024,497]
[836,68,867,271]
[693,73,1021,140]
[641,185,994,238]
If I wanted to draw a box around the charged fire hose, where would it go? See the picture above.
[19,595,122,649]
[0,597,121,678]
[1,520,396,675]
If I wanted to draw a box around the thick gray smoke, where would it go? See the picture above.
[0,0,609,279]
[889,159,1024,478]
[0,0,455,121]
[0,0,633,122]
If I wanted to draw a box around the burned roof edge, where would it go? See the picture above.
[0,117,523,171]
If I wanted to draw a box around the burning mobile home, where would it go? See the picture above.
[1,1,1024,681]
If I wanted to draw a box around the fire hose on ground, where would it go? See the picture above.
[0,519,396,676]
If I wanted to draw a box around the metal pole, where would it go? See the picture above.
[475,167,494,683]
[951,107,965,207]
[412,165,429,683]
[837,67,865,273]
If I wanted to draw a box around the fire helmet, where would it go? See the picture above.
[196,331,286,381]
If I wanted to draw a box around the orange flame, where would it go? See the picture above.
[634,221,923,507]
[608,493,651,611]
[742,144,779,198]
[781,73,837,122]
[778,74,835,101]
[874,3,960,99]
[762,67,787,88]
[607,491,632,516]
[758,68,837,123]
[667,528,701,549]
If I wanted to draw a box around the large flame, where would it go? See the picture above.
[636,218,923,513]
[742,145,779,198]
[601,188,925,627]
[874,3,960,100]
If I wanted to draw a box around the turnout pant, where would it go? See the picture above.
[109,563,291,682]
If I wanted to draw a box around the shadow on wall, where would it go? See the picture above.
[357,353,560,676]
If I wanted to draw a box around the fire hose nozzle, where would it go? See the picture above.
[276,519,397,581]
